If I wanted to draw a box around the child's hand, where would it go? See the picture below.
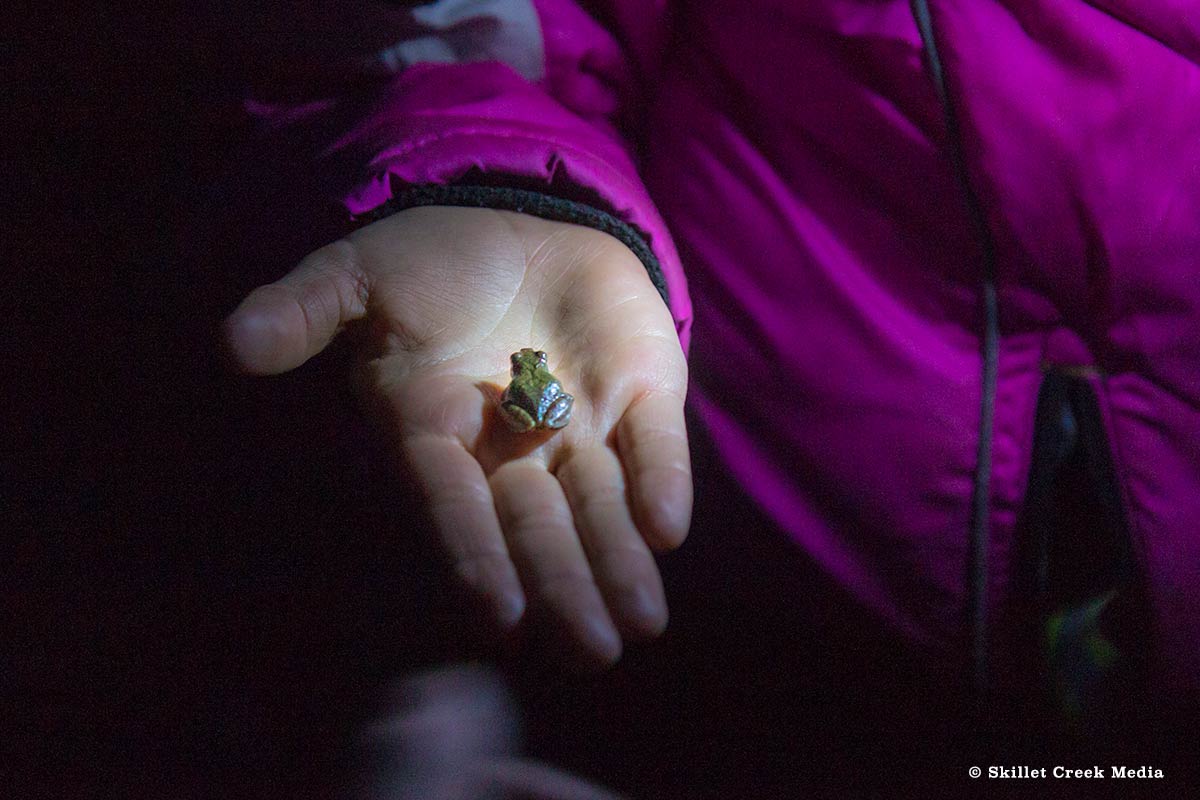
[224,207,691,669]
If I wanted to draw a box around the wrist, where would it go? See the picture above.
[355,184,669,307]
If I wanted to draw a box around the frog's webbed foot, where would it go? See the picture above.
[499,402,536,433]
[543,393,574,430]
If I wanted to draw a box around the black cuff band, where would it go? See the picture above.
[356,184,670,307]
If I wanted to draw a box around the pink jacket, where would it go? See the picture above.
[251,1,1200,698]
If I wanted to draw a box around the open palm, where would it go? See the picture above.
[224,207,691,668]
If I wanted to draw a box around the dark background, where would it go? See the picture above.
[9,5,465,796]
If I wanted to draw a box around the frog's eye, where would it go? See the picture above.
[535,350,547,364]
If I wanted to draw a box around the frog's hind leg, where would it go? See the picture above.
[500,402,536,433]
[543,393,574,430]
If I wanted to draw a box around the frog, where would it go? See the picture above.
[498,349,574,433]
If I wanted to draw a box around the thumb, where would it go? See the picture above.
[223,240,370,374]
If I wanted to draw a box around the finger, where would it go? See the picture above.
[403,433,525,632]
[490,462,622,669]
[617,390,693,551]
[557,446,668,641]
[223,239,369,374]
[481,758,628,800]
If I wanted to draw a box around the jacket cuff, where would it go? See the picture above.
[356,184,669,308]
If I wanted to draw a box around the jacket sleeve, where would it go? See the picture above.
[248,0,692,347]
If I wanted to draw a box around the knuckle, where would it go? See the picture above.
[641,460,693,486]
[304,239,371,317]
[502,502,572,532]
[314,238,362,276]
[449,551,510,594]
[633,422,689,453]
[534,571,598,606]
[574,483,629,523]
[426,494,484,529]
[594,543,654,574]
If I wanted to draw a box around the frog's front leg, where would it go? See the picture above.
[543,392,574,430]
[499,401,537,433]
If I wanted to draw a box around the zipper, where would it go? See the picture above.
[910,0,1002,696]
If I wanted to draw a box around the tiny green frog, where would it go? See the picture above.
[499,349,574,433]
